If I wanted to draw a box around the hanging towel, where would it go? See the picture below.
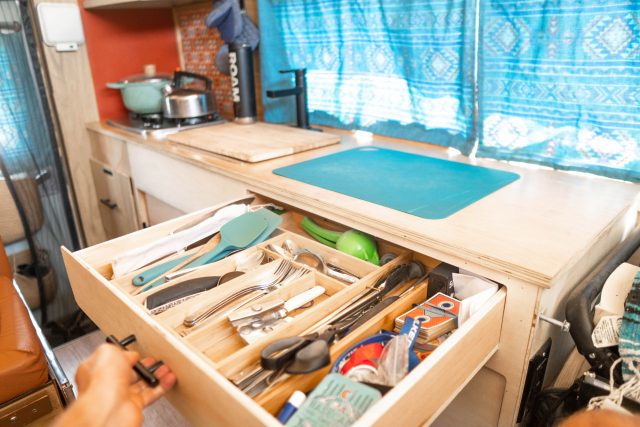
[205,0,243,43]
[237,11,259,50]
[207,0,260,74]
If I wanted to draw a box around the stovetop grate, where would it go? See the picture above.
[106,112,225,138]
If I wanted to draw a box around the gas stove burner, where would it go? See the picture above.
[173,114,219,127]
[107,113,225,138]
[130,112,164,129]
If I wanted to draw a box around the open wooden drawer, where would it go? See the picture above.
[61,194,506,427]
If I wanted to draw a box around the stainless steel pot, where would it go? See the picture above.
[162,71,217,119]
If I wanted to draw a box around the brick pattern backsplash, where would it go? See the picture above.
[174,2,233,119]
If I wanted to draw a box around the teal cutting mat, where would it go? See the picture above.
[273,146,520,219]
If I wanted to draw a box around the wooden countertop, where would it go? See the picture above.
[87,121,640,289]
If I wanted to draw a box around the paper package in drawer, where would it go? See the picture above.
[394,293,460,345]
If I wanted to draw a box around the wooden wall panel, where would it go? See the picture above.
[31,0,106,246]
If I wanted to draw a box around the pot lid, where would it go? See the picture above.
[118,73,172,85]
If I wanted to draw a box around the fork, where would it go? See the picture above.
[183,260,298,328]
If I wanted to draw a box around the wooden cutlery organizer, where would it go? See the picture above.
[62,194,506,427]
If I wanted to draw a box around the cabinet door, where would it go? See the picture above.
[90,158,138,239]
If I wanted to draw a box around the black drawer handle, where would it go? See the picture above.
[102,168,113,176]
[100,198,118,209]
[106,335,162,387]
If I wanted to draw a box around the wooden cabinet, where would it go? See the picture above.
[82,121,640,426]
[88,129,140,239]
[87,125,249,238]
[62,194,507,427]
[89,159,138,239]
[126,143,248,215]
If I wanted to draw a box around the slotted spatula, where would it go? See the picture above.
[134,211,269,288]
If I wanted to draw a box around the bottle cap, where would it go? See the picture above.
[289,390,306,407]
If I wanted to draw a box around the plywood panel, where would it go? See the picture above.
[32,0,106,246]
[126,143,248,213]
[90,158,138,238]
[168,122,340,162]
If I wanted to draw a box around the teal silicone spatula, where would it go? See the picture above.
[180,209,278,269]
[134,212,269,287]
[134,209,284,294]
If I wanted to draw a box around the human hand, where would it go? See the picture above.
[560,409,640,427]
[53,343,176,427]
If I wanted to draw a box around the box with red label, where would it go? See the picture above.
[394,292,460,345]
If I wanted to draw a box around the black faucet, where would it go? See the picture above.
[266,69,310,129]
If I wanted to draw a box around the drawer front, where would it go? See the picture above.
[62,194,506,427]
[88,130,130,174]
[359,289,505,426]
[90,158,138,239]
[127,143,248,214]
[61,247,277,427]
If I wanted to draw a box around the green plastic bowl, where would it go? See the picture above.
[336,230,380,266]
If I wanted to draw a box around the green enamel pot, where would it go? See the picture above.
[107,75,171,115]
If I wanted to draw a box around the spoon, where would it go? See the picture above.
[270,241,360,284]
[282,239,298,256]
[218,251,266,284]
[236,250,266,271]
[291,248,358,284]
[267,243,289,258]
[292,249,326,272]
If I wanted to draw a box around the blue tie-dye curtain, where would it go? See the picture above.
[0,28,30,167]
[257,0,477,153]
[477,1,640,182]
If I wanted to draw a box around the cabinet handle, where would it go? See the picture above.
[106,335,161,386]
[100,198,118,209]
[102,168,113,176]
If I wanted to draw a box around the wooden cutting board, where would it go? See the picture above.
[167,122,340,163]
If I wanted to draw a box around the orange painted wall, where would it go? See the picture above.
[79,6,180,119]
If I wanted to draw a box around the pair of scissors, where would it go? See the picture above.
[260,317,356,374]
[260,261,427,375]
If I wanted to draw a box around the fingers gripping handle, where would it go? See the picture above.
[106,334,161,387]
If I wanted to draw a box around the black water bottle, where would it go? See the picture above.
[229,43,257,124]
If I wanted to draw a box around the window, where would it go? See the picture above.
[259,0,640,181]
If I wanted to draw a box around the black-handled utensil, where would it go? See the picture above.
[349,272,430,331]
[261,329,336,374]
[377,261,425,299]
[146,276,220,310]
[259,262,427,376]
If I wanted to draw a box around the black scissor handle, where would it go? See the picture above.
[286,339,331,374]
[261,335,313,371]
